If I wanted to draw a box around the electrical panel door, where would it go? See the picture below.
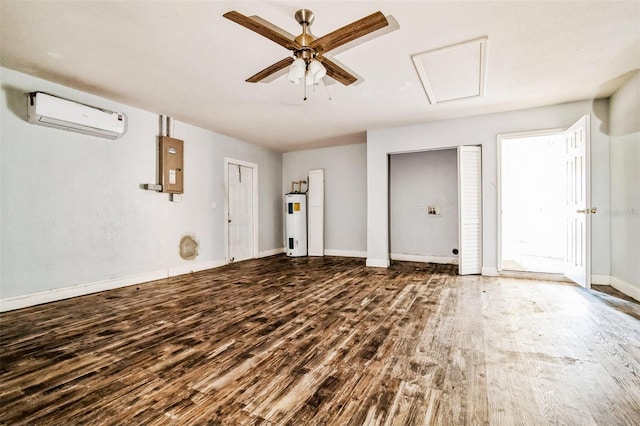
[159,136,184,193]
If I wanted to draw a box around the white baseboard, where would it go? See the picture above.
[610,276,640,302]
[482,267,499,276]
[258,247,284,258]
[366,258,390,268]
[168,259,227,277]
[390,253,458,264]
[0,258,227,312]
[324,249,367,258]
[591,274,611,285]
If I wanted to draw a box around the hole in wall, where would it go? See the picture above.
[179,235,199,260]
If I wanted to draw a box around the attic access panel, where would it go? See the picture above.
[412,37,488,104]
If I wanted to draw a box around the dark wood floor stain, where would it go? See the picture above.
[1,255,639,425]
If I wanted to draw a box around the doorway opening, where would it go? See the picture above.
[499,132,566,274]
[387,146,482,275]
[389,149,459,264]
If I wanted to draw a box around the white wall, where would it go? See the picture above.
[367,99,611,275]
[389,149,458,259]
[283,143,367,257]
[609,71,640,300]
[0,67,282,307]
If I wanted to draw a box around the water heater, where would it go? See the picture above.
[285,193,307,257]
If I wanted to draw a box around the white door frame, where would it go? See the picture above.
[496,128,564,273]
[224,158,259,264]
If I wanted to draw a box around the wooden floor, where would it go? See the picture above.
[1,256,639,425]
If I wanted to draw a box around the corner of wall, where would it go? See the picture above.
[366,258,390,268]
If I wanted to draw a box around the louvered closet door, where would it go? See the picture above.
[458,146,482,275]
[308,169,325,256]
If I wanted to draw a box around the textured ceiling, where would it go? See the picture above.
[1,1,639,152]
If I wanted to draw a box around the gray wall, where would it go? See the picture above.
[367,99,611,275]
[609,71,640,299]
[390,149,458,258]
[0,67,282,301]
[283,143,367,256]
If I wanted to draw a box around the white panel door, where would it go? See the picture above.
[458,146,482,275]
[565,115,591,288]
[228,164,253,262]
[308,169,325,256]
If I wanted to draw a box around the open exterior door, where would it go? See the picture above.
[564,115,591,288]
[458,146,482,275]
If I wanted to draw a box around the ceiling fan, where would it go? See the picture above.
[223,9,390,86]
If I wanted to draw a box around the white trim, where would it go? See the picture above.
[412,36,488,105]
[168,259,227,277]
[390,253,458,264]
[259,247,285,258]
[1,270,167,312]
[366,258,391,268]
[1,258,224,312]
[481,266,499,276]
[325,249,367,258]
[591,274,611,285]
[224,158,259,264]
[611,276,640,302]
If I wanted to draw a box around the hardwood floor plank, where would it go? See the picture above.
[1,256,639,424]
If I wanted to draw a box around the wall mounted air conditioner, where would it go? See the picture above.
[27,92,126,139]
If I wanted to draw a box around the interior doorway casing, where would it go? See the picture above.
[366,145,484,274]
[224,158,259,264]
[388,149,459,265]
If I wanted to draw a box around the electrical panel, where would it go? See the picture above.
[159,136,184,194]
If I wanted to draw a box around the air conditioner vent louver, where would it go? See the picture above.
[27,92,126,139]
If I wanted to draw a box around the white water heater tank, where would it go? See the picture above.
[285,193,307,257]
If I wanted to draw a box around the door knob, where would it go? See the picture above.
[576,208,598,214]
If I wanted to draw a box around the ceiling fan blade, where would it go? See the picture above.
[317,56,358,86]
[246,57,294,83]
[310,11,389,54]
[223,11,302,51]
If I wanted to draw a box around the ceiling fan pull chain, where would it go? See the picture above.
[324,80,332,101]
[304,76,307,101]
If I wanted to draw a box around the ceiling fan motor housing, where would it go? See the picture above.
[294,9,316,48]
[294,9,314,26]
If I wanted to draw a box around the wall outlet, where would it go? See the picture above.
[427,205,442,216]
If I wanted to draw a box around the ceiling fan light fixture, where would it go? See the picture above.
[308,59,327,84]
[287,58,306,84]
[304,70,314,86]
